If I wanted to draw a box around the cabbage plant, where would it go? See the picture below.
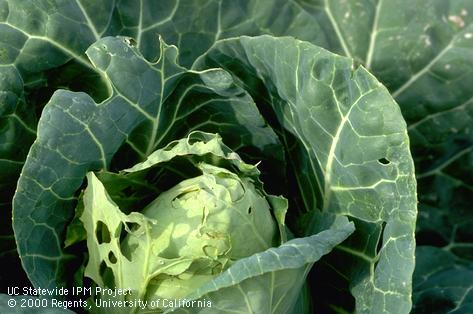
[6,33,416,313]
[5,0,472,313]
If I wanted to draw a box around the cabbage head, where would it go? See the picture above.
[77,131,353,313]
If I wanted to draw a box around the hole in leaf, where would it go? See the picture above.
[108,251,117,264]
[248,207,252,214]
[95,221,111,244]
[378,157,390,165]
[163,141,179,151]
[124,37,136,47]
[211,262,224,275]
[99,261,115,288]
[203,245,217,257]
[125,222,140,233]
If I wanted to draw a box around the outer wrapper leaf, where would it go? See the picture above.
[194,36,417,313]
[166,215,354,314]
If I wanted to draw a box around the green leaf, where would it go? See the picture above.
[334,0,473,274]
[413,247,473,313]
[0,64,36,290]
[194,35,417,313]
[124,131,260,177]
[1,0,113,284]
[166,214,354,313]
[275,2,473,309]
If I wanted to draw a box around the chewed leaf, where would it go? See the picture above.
[81,172,157,291]
[81,139,286,310]
[82,171,203,304]
[166,215,355,313]
[124,131,259,179]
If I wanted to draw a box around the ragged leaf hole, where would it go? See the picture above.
[99,261,115,288]
[211,262,224,275]
[95,221,111,244]
[163,141,179,151]
[125,222,140,233]
[108,251,117,264]
[378,158,390,165]
[124,37,137,47]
